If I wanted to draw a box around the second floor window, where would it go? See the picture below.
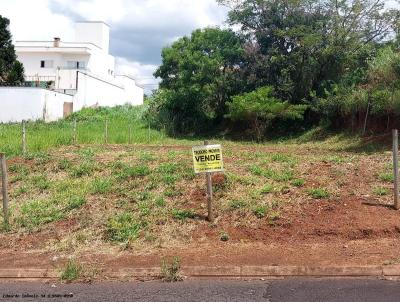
[67,61,86,69]
[40,60,54,68]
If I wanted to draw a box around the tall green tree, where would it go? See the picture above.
[217,0,397,103]
[153,27,245,134]
[0,15,24,85]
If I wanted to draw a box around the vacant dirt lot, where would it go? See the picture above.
[0,143,399,272]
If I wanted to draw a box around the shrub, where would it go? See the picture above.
[227,86,307,141]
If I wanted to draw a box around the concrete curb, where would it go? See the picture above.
[1,265,400,280]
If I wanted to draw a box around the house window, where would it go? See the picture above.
[67,61,86,70]
[40,60,53,68]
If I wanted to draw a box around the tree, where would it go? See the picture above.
[153,27,245,134]
[217,0,397,103]
[227,86,308,140]
[0,15,24,85]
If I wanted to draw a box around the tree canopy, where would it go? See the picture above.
[152,28,245,134]
[148,0,400,138]
[0,15,24,85]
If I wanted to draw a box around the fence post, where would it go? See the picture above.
[73,119,77,145]
[105,118,108,144]
[0,153,9,228]
[129,123,132,145]
[204,140,214,222]
[148,123,151,143]
[22,120,26,156]
[393,129,399,210]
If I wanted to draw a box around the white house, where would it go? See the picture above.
[0,21,144,123]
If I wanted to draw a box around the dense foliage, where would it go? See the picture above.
[151,28,245,134]
[147,0,400,138]
[0,15,24,85]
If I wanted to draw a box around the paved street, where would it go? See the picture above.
[0,278,399,302]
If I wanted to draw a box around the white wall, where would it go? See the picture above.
[0,88,73,123]
[73,72,127,111]
[116,76,144,106]
[75,22,110,52]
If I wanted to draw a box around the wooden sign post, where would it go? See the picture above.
[192,142,224,222]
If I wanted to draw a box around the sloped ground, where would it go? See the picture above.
[0,143,399,272]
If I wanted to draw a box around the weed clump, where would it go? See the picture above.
[60,259,82,282]
[171,209,196,220]
[308,188,330,199]
[161,257,182,282]
[106,212,142,242]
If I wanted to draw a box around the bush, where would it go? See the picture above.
[227,86,308,141]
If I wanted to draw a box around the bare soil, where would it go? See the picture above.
[0,144,399,272]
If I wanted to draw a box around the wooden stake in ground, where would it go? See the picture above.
[393,129,399,210]
[204,140,214,222]
[0,153,9,227]
[129,123,132,145]
[105,118,109,144]
[22,120,26,156]
[73,119,77,145]
[148,123,151,143]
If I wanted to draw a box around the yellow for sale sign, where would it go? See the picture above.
[192,144,223,174]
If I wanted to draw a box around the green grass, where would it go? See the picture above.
[373,187,389,196]
[70,162,96,178]
[0,105,180,158]
[17,198,65,229]
[91,178,113,194]
[253,205,267,218]
[291,179,305,187]
[308,188,330,199]
[60,259,82,282]
[378,173,394,183]
[106,212,143,243]
[229,199,247,209]
[171,209,196,220]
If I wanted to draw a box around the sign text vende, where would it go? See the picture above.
[192,144,223,174]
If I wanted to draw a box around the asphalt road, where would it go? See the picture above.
[0,278,399,302]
